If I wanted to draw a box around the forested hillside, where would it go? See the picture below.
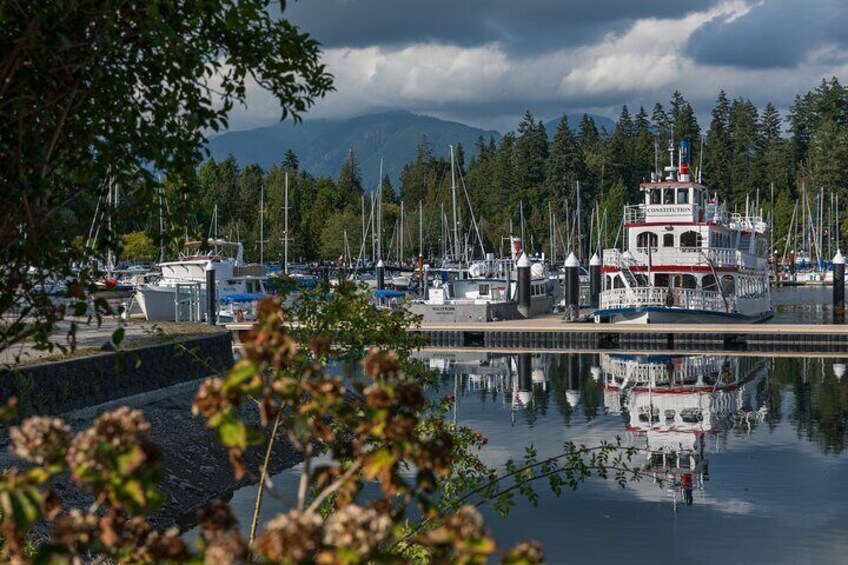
[136,79,848,264]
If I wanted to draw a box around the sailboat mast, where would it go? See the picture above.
[576,180,582,261]
[419,200,423,258]
[158,178,165,264]
[450,145,459,262]
[549,201,555,263]
[284,172,289,274]
[520,201,526,255]
[377,158,383,262]
[400,200,404,265]
[361,194,366,262]
[107,177,114,276]
[259,181,265,264]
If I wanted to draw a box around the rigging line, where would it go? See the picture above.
[456,167,487,258]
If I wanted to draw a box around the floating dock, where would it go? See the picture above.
[226,315,848,354]
[411,315,848,354]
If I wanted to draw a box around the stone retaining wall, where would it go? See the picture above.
[0,331,233,418]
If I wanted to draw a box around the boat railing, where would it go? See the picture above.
[603,248,624,265]
[620,246,737,268]
[624,205,646,224]
[600,286,734,312]
[601,355,728,387]
[729,213,767,234]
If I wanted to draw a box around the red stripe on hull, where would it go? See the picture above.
[601,265,738,273]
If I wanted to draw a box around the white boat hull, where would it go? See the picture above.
[596,306,773,325]
[136,285,207,321]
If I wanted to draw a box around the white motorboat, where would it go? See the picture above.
[135,239,266,321]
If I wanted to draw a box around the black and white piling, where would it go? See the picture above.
[589,252,601,309]
[376,259,385,291]
[565,252,580,320]
[205,261,216,325]
[834,250,845,323]
[517,252,531,318]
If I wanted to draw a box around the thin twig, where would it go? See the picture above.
[249,410,283,544]
[305,461,362,515]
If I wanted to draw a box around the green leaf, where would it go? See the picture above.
[226,360,257,390]
[112,327,125,346]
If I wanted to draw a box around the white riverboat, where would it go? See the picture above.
[595,141,773,324]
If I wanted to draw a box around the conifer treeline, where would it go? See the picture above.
[190,78,848,263]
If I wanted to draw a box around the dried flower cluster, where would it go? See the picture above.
[255,510,323,562]
[9,416,70,466]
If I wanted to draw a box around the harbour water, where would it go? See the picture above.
[208,347,848,564]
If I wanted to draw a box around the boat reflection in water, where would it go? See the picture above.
[418,350,771,509]
[600,354,770,509]
[418,351,578,425]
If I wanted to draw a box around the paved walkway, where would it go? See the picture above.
[1,318,222,366]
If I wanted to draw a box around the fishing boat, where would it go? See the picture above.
[595,141,773,324]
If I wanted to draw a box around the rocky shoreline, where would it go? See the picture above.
[2,377,304,536]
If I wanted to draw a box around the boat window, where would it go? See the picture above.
[663,188,675,204]
[680,231,701,249]
[673,275,697,289]
[478,284,490,296]
[654,273,670,287]
[636,231,658,248]
[677,188,689,204]
[680,408,703,423]
[664,410,676,423]
[721,275,735,295]
[634,274,649,286]
[702,274,718,291]
[613,276,625,289]
[663,233,674,247]
[649,190,661,204]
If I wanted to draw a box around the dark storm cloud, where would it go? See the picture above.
[687,0,848,69]
[286,0,720,54]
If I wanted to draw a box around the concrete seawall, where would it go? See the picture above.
[0,331,234,418]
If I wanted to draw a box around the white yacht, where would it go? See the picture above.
[409,249,561,322]
[595,141,773,324]
[135,240,266,321]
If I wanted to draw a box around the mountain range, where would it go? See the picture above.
[208,110,615,188]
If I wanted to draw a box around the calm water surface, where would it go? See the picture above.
[211,349,848,564]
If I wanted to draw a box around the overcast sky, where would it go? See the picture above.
[231,0,848,132]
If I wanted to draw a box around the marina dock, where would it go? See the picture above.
[226,315,848,354]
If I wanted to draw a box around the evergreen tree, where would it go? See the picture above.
[546,115,585,203]
[633,106,655,181]
[705,90,733,196]
[283,148,300,171]
[651,103,671,141]
[606,105,637,196]
[336,150,364,209]
[728,98,761,205]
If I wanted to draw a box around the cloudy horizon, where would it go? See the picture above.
[228,0,848,133]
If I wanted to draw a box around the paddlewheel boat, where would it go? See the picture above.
[595,141,773,324]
